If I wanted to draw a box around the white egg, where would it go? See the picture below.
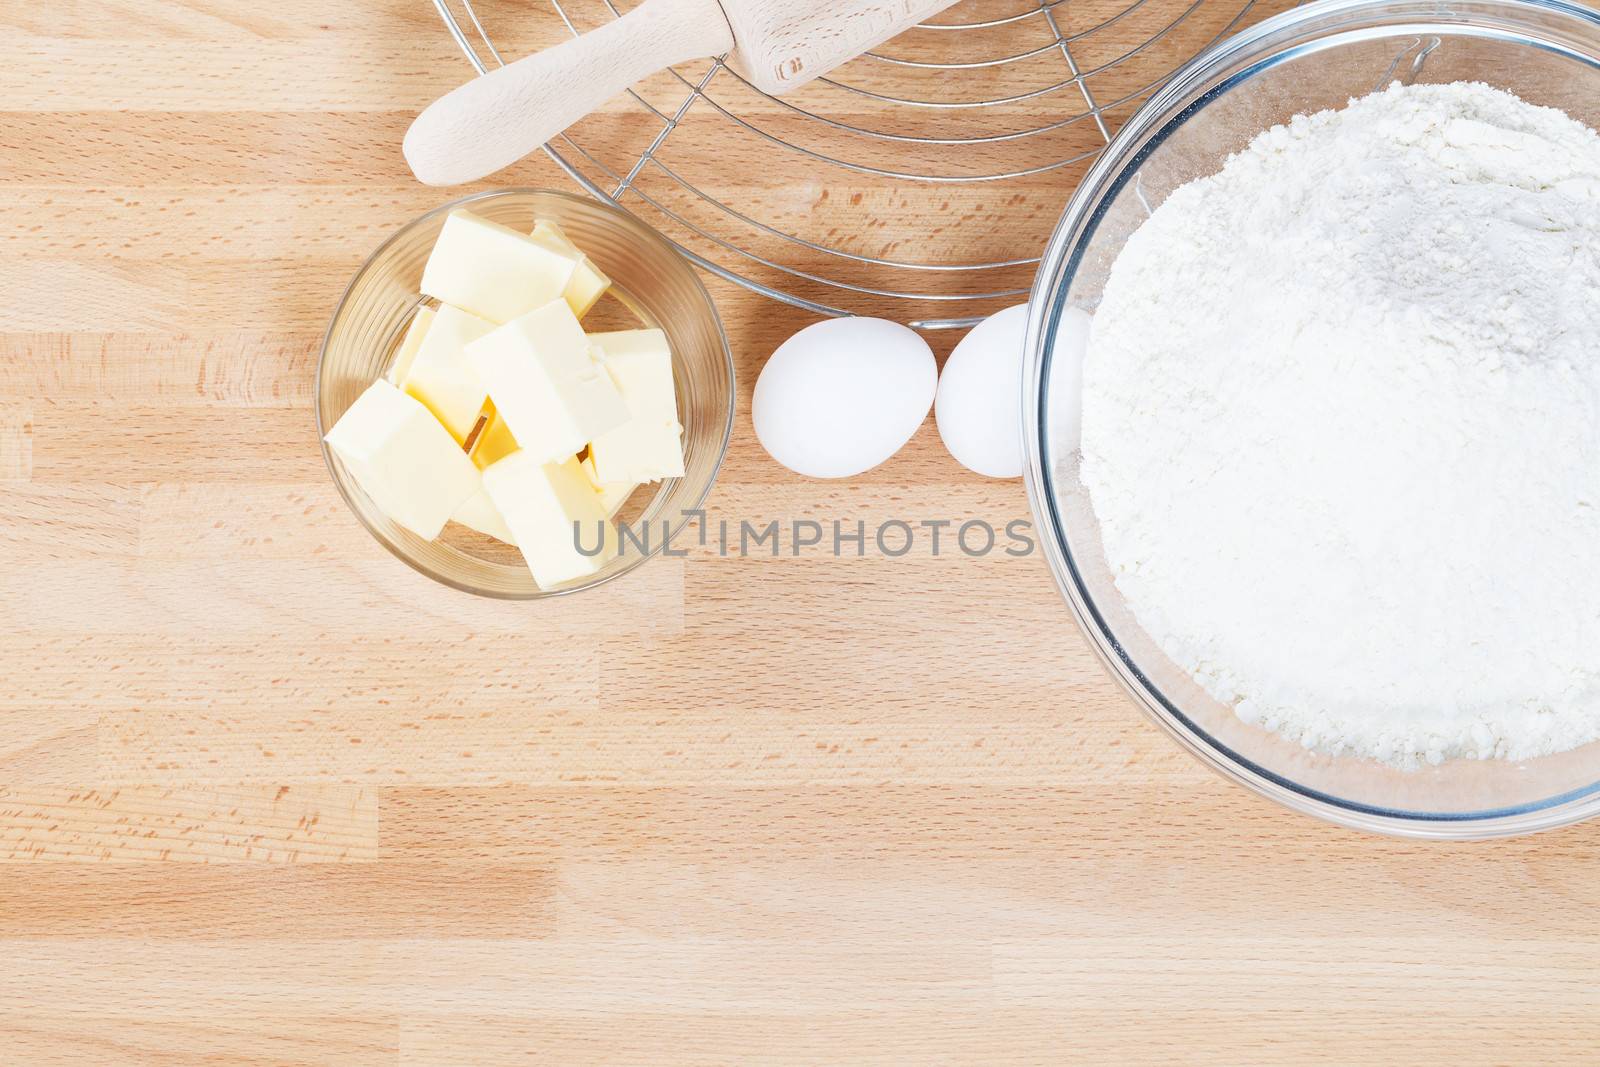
[935,303,1032,478]
[753,317,936,479]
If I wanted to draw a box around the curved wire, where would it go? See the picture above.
[433,0,1264,321]
[805,0,1219,109]
[859,0,1161,68]
[555,135,1034,302]
[916,0,1071,31]
[644,157,1042,272]
[660,0,1254,172]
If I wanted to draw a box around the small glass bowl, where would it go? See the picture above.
[315,189,734,598]
[1024,0,1600,837]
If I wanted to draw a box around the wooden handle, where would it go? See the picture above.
[404,0,734,187]
[727,0,964,94]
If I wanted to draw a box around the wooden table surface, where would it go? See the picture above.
[4,2,1598,1063]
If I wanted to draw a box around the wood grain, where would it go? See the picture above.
[3,0,1598,1064]
[0,785,376,862]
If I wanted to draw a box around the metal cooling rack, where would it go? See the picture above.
[431,0,1277,328]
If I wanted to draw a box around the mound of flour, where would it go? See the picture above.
[1080,81,1600,768]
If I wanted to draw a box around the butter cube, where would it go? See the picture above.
[400,303,494,444]
[469,404,519,471]
[482,452,617,589]
[451,482,516,544]
[421,209,577,324]
[465,300,630,463]
[385,305,435,386]
[324,379,479,541]
[587,328,685,484]
[530,219,611,318]
[580,453,637,517]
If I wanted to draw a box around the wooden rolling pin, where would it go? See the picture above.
[405,0,960,186]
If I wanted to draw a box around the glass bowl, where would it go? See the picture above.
[1023,0,1600,837]
[316,189,734,598]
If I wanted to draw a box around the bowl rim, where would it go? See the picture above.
[315,187,736,601]
[1021,0,1600,838]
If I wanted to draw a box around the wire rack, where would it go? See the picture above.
[432,0,1288,328]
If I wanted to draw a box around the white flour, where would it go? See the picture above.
[1079,81,1600,768]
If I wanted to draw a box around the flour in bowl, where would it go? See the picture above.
[1079,81,1600,768]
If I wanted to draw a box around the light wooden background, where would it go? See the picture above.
[4,2,1599,1064]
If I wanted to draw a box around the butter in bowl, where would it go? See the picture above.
[316,190,734,598]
